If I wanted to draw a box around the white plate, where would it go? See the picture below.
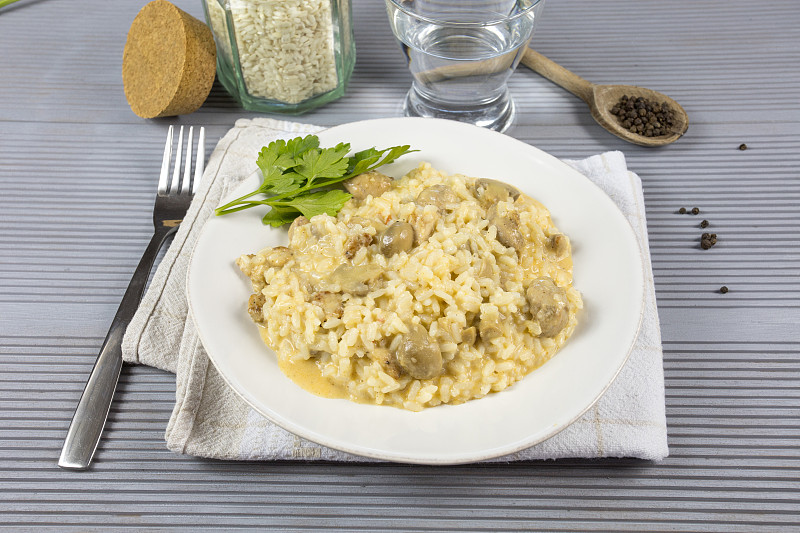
[187,117,644,464]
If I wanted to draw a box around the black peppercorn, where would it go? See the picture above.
[691,207,700,215]
[610,94,676,137]
[719,286,729,294]
[738,143,747,151]
[700,233,717,250]
[700,219,709,228]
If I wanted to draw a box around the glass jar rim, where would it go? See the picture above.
[385,0,543,27]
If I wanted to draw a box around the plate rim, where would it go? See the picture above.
[186,117,646,464]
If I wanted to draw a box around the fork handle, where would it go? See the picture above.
[58,225,177,470]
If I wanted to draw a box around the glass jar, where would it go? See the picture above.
[203,0,355,114]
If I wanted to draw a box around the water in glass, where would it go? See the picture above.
[386,0,543,132]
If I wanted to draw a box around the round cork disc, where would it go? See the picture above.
[123,0,216,119]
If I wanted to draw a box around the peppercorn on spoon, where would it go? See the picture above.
[521,49,688,147]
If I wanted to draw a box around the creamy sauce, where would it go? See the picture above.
[259,327,348,400]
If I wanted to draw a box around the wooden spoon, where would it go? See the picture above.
[521,48,688,147]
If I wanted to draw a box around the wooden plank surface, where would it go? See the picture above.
[1,0,799,530]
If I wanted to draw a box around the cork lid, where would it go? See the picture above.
[123,0,216,119]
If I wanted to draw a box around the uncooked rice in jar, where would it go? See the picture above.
[207,0,339,103]
[237,163,583,411]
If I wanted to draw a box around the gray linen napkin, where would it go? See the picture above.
[122,117,668,461]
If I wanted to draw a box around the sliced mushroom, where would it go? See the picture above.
[329,263,383,296]
[344,233,373,260]
[473,178,520,207]
[460,326,477,346]
[343,170,393,201]
[526,277,569,337]
[487,203,526,251]
[547,234,570,260]
[379,221,414,257]
[349,215,385,233]
[478,314,503,341]
[477,256,493,279]
[247,292,266,323]
[394,323,443,380]
[311,291,343,319]
[416,184,459,212]
[288,215,309,241]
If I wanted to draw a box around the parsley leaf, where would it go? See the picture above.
[214,134,415,226]
[261,205,301,228]
[294,143,350,183]
[275,190,352,219]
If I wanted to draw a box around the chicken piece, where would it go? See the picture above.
[487,203,525,251]
[526,277,569,337]
[547,234,570,260]
[344,233,373,260]
[409,208,439,245]
[247,292,266,323]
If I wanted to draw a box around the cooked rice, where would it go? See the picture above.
[237,163,582,411]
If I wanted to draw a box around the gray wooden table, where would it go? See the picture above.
[1,0,799,530]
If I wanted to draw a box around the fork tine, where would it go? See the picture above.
[193,127,205,194]
[158,125,173,195]
[181,126,194,195]
[170,126,184,194]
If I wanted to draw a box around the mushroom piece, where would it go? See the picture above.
[394,323,443,380]
[288,215,309,241]
[526,277,570,337]
[547,234,570,260]
[263,246,293,268]
[409,209,439,245]
[379,221,414,257]
[370,347,404,379]
[473,178,521,207]
[460,326,477,346]
[343,170,393,201]
[311,291,343,319]
[487,203,526,251]
[416,184,459,212]
[247,292,266,323]
[478,314,503,341]
[328,263,383,296]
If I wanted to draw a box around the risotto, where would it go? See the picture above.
[236,163,582,411]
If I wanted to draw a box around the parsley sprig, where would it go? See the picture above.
[214,135,415,227]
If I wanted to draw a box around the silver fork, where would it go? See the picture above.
[58,125,205,470]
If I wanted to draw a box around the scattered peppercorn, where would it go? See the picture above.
[700,219,709,228]
[700,233,717,250]
[738,143,747,151]
[678,207,687,214]
[691,207,700,215]
[719,286,729,293]
[610,95,676,137]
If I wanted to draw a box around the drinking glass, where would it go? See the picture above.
[385,0,545,132]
